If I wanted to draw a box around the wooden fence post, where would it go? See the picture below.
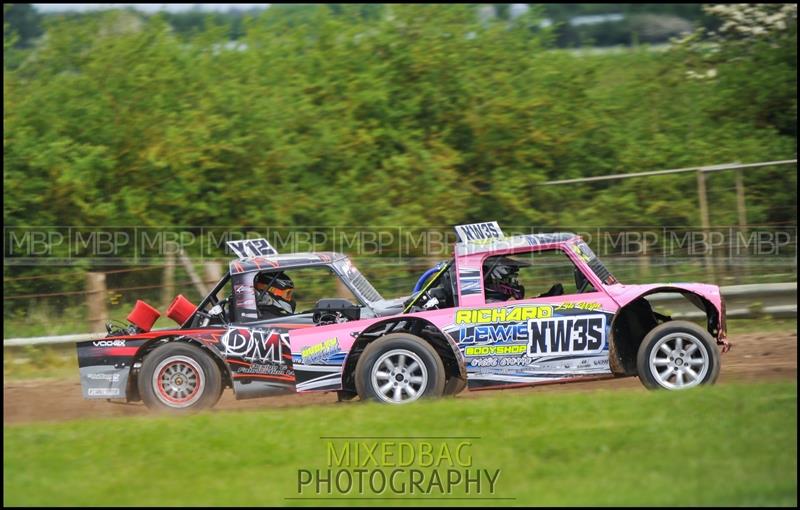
[161,251,176,308]
[734,169,749,283]
[735,168,749,236]
[696,169,716,282]
[336,277,351,299]
[638,244,651,280]
[178,248,208,297]
[86,272,107,333]
[204,261,223,289]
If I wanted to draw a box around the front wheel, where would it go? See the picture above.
[636,321,721,390]
[355,333,446,404]
[138,342,223,412]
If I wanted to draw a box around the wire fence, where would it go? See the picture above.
[2,252,797,339]
[4,153,797,338]
[3,281,797,347]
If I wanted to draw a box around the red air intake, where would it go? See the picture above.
[167,294,196,326]
[127,300,161,332]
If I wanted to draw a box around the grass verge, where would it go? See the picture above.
[3,381,796,506]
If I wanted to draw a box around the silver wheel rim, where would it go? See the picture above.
[370,349,428,404]
[649,332,709,390]
[152,355,206,408]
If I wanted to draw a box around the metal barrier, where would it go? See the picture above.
[647,282,797,320]
[4,332,107,347]
[3,282,796,347]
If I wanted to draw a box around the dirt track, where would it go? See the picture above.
[4,331,796,425]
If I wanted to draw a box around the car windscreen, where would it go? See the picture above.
[335,258,383,303]
[573,241,618,285]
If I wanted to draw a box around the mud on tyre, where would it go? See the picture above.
[138,342,223,412]
[355,333,446,404]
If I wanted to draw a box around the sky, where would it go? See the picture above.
[34,4,271,13]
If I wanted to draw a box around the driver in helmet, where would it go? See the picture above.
[483,256,528,302]
[254,271,296,318]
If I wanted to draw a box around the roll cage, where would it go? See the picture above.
[184,253,384,329]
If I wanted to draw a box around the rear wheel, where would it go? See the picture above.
[637,321,720,390]
[355,333,446,404]
[139,342,223,412]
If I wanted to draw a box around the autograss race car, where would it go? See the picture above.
[77,222,730,411]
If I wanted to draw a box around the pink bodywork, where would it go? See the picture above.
[289,235,728,392]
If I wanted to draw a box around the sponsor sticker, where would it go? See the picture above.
[87,388,121,397]
[455,305,553,325]
[300,337,341,365]
[464,344,527,356]
[93,340,126,347]
[86,373,121,382]
[554,302,602,312]
[454,221,504,242]
[527,314,606,356]
[226,238,278,258]
[459,323,529,345]
[222,328,286,363]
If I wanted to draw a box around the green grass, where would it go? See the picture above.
[724,318,797,334]
[4,382,796,506]
[4,343,80,381]
[3,302,127,339]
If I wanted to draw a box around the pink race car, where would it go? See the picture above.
[78,222,729,410]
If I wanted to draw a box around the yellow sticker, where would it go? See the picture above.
[455,305,553,324]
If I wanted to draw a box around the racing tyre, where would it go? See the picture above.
[636,321,720,391]
[139,342,223,412]
[355,333,446,404]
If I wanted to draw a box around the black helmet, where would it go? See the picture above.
[254,271,296,316]
[484,256,527,301]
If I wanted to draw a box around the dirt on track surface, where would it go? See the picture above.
[4,331,797,425]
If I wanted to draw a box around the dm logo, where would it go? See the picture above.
[221,328,286,363]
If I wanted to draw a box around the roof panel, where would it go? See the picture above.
[229,251,345,275]
[454,232,578,256]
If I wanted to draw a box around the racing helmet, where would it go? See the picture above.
[484,256,527,301]
[254,271,296,316]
